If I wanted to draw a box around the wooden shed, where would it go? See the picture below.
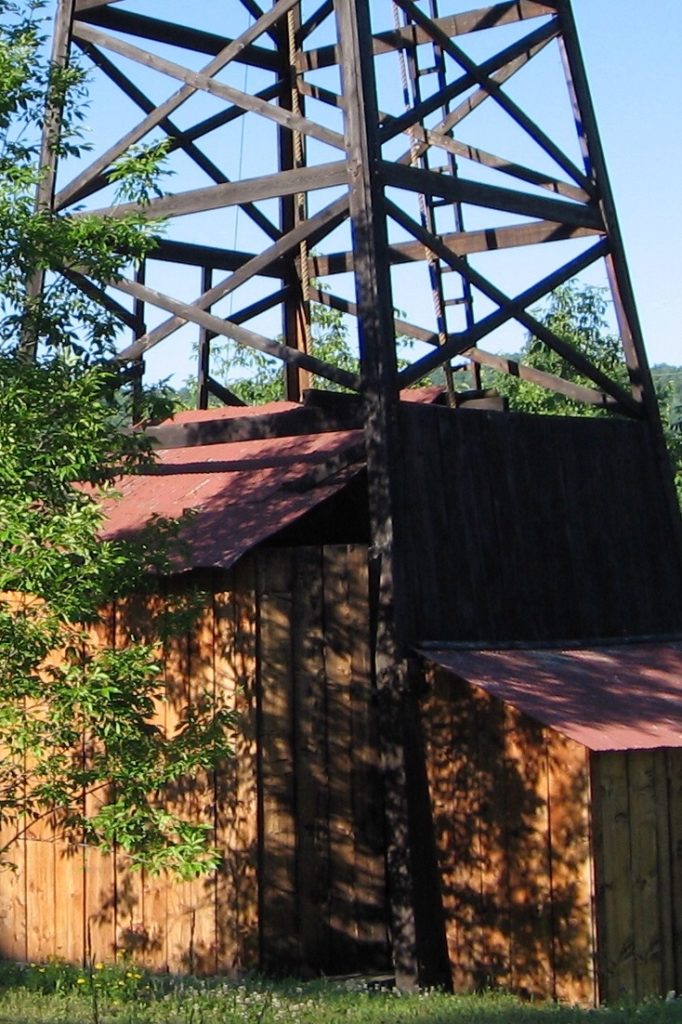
[3,396,682,1007]
[421,645,682,1005]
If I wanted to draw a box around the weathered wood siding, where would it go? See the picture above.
[400,405,682,643]
[0,546,390,976]
[421,667,596,1004]
[591,748,682,1004]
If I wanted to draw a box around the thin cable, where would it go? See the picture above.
[229,17,250,317]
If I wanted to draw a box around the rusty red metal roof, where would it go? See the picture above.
[423,644,682,751]
[101,401,364,571]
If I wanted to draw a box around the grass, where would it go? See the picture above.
[0,963,680,1024]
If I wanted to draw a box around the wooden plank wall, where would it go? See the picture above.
[421,667,596,1004]
[591,748,682,1004]
[0,546,389,976]
[400,405,682,643]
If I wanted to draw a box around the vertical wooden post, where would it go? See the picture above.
[278,3,311,402]
[22,0,76,359]
[334,0,424,989]
[131,260,146,422]
[197,266,213,410]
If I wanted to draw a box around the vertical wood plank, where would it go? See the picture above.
[164,591,192,973]
[628,750,663,999]
[25,836,56,963]
[473,683,512,991]
[215,558,259,973]
[84,604,117,966]
[0,823,27,962]
[504,706,553,999]
[666,749,682,992]
[653,752,675,996]
[112,597,147,966]
[421,672,509,991]
[184,587,218,975]
[233,558,260,969]
[347,545,389,970]
[54,840,85,964]
[546,732,595,1005]
[292,547,330,972]
[324,546,358,970]
[591,751,635,1003]
[258,549,298,970]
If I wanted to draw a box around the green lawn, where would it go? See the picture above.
[0,964,681,1024]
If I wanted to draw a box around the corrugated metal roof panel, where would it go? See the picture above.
[422,644,682,751]
[101,401,364,571]
[102,391,445,571]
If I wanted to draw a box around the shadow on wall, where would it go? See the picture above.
[0,546,391,978]
[422,670,594,1004]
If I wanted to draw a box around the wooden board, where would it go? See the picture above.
[291,547,330,970]
[545,732,595,1004]
[503,706,552,998]
[323,546,358,969]
[347,546,389,970]
[628,751,663,999]
[214,558,259,972]
[83,604,117,966]
[666,749,682,991]
[591,751,635,1002]
[400,405,682,643]
[257,549,298,970]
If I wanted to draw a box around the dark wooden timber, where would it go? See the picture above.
[22,0,75,357]
[378,19,559,144]
[139,405,364,450]
[69,21,345,150]
[382,161,601,229]
[335,0,449,990]
[118,195,348,359]
[110,274,360,390]
[391,0,589,189]
[75,6,280,70]
[298,1,555,71]
[311,220,601,277]
[59,0,308,208]
[77,163,349,222]
[398,240,611,388]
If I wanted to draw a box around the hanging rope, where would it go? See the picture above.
[288,8,312,364]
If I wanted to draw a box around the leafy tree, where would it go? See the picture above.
[0,0,233,877]
[186,297,359,407]
[490,283,627,417]
[491,282,682,500]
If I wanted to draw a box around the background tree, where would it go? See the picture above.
[180,297,360,407]
[490,282,682,500]
[0,0,232,877]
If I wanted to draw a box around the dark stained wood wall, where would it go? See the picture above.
[400,404,682,643]
[0,546,390,977]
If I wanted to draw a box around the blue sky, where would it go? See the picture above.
[572,0,681,366]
